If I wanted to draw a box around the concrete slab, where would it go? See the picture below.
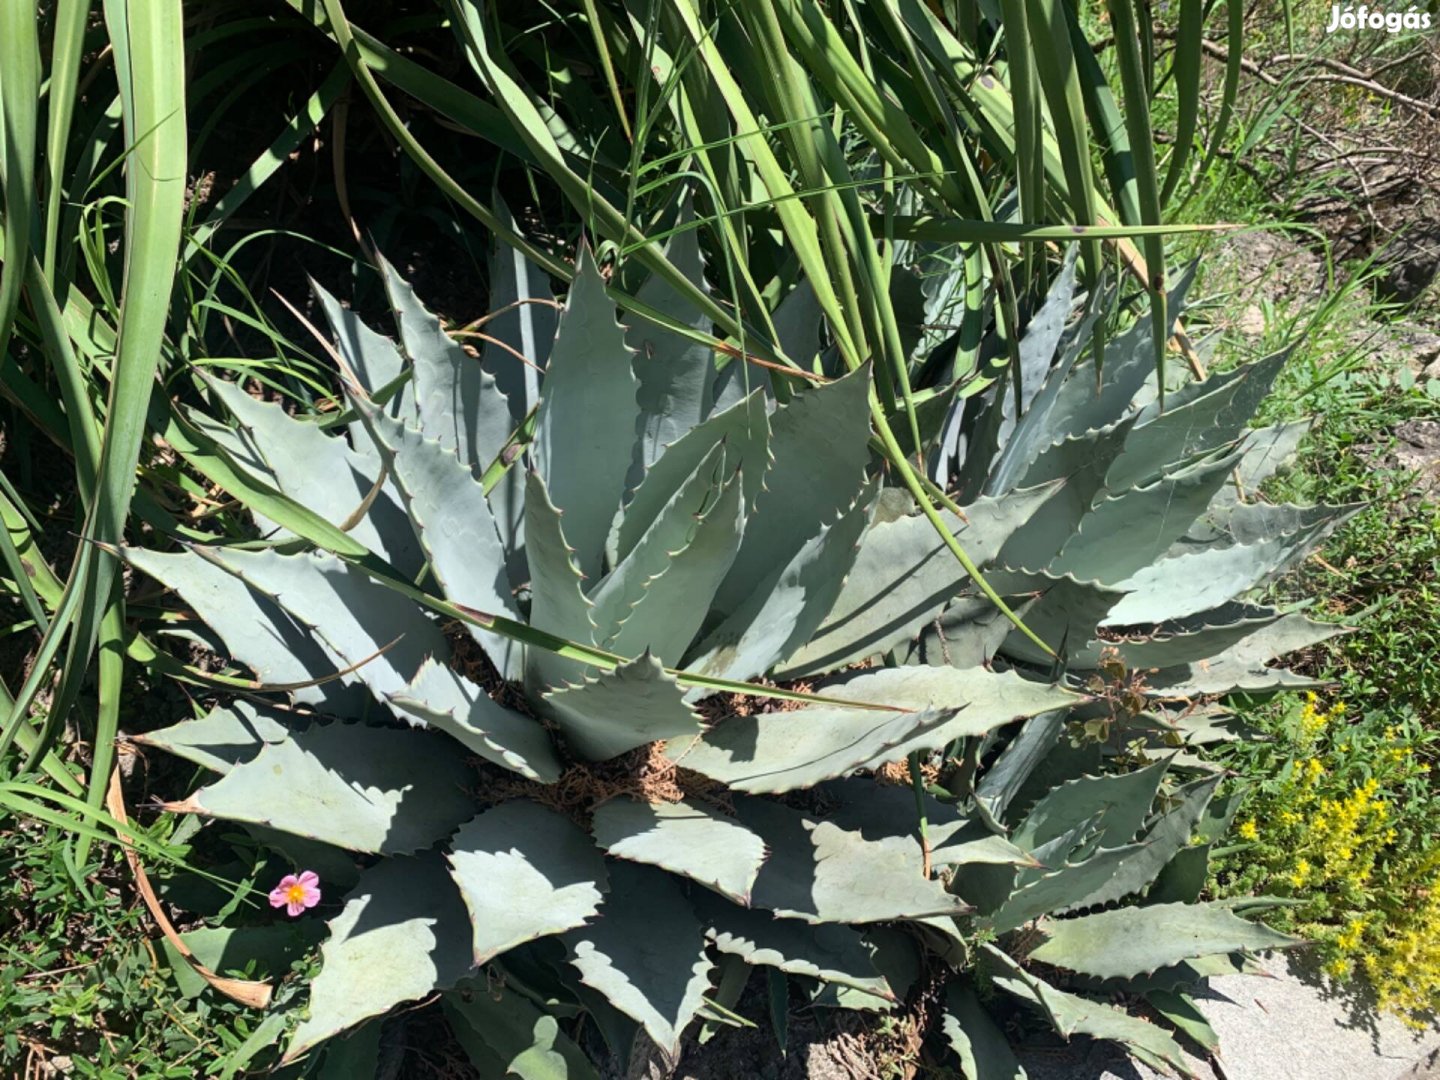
[1011,957,1440,1080]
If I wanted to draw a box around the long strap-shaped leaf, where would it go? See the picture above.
[1104,0,1167,403]
[0,0,39,359]
[41,0,94,279]
[1,1,187,797]
[1160,0,1204,207]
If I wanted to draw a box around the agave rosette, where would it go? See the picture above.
[128,232,1334,1074]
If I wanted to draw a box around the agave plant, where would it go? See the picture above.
[125,233,1343,1076]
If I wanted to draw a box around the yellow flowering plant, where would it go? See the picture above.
[1213,693,1440,1026]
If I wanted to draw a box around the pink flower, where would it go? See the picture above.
[269,870,321,917]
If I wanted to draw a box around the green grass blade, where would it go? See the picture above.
[580,0,633,142]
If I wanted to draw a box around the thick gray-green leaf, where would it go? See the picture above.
[975,710,1067,825]
[564,861,713,1057]
[989,570,1125,667]
[1032,266,1196,450]
[543,654,701,761]
[737,797,970,924]
[378,253,514,471]
[986,268,1104,495]
[1058,776,1221,913]
[818,779,1038,869]
[1051,448,1243,585]
[629,206,716,467]
[1184,500,1344,550]
[984,841,1152,936]
[286,855,473,1060]
[447,800,609,965]
[1105,506,1359,625]
[1110,350,1289,491]
[617,390,769,563]
[1227,419,1313,501]
[533,247,640,580]
[961,817,1094,915]
[200,546,449,704]
[1148,843,1213,906]
[941,981,1027,1080]
[906,596,1026,670]
[681,666,1072,793]
[352,399,520,677]
[1013,757,1169,853]
[999,418,1139,571]
[204,377,419,574]
[480,198,557,426]
[769,278,823,372]
[987,781,1191,931]
[778,484,1059,677]
[677,703,957,794]
[1146,989,1220,1055]
[982,944,1200,1079]
[804,926,919,1013]
[696,893,892,999]
[1148,614,1346,696]
[687,483,874,684]
[1070,951,1265,996]
[709,364,873,622]
[591,453,744,667]
[390,659,561,782]
[135,699,305,775]
[443,984,600,1080]
[1028,902,1301,980]
[591,797,765,904]
[524,470,597,690]
[172,723,474,854]
[312,279,409,409]
[1075,605,1287,672]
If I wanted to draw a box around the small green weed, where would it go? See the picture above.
[0,816,308,1078]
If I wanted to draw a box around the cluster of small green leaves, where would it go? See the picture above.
[1260,370,1440,716]
[0,824,284,1079]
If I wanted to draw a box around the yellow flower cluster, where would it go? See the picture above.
[1298,692,1342,742]
[1363,850,1440,1028]
[1220,695,1440,1027]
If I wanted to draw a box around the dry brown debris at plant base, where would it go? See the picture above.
[444,620,535,717]
[697,675,818,723]
[874,757,942,788]
[476,741,730,829]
